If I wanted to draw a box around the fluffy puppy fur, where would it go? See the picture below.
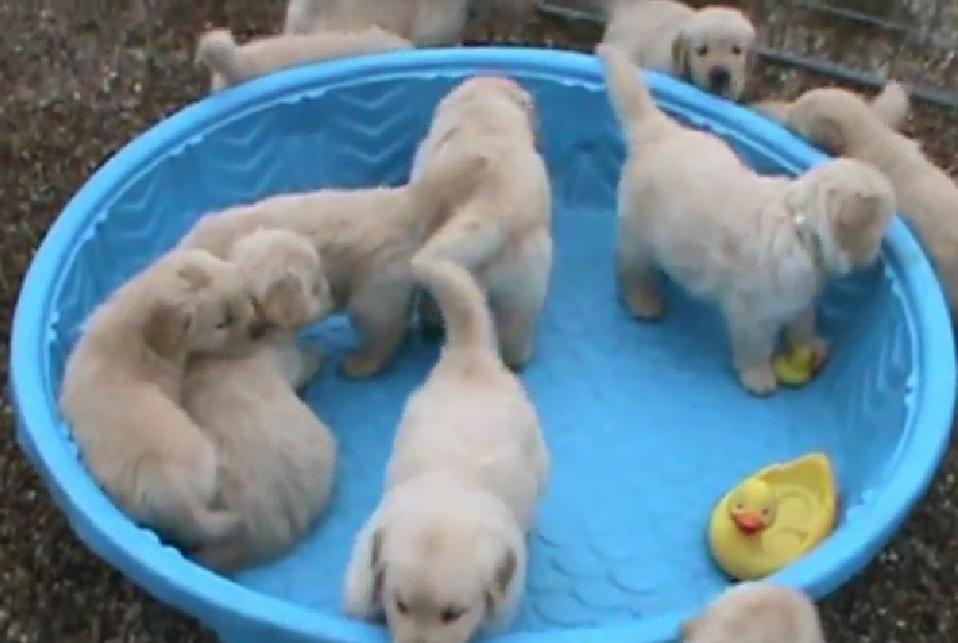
[775,84,958,316]
[598,45,896,395]
[184,230,337,571]
[59,249,263,547]
[284,0,468,46]
[602,0,756,101]
[343,260,549,643]
[179,151,487,378]
[410,75,552,369]
[753,80,910,132]
[196,26,412,92]
[682,582,825,643]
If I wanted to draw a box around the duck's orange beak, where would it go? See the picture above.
[731,510,766,535]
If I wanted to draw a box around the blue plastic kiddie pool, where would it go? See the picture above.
[10,48,956,643]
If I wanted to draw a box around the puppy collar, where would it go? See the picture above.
[792,212,828,277]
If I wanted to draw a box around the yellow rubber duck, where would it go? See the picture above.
[708,453,838,580]
[772,344,825,387]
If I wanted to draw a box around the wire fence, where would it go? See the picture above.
[537,0,958,108]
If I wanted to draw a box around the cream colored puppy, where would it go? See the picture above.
[753,80,910,131]
[776,84,958,316]
[682,583,826,643]
[59,249,263,547]
[196,26,413,92]
[343,260,549,643]
[284,0,467,46]
[598,45,895,395]
[180,151,487,378]
[603,0,755,100]
[411,75,552,369]
[184,230,337,571]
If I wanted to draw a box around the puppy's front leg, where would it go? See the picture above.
[615,237,663,320]
[785,305,829,367]
[726,310,779,396]
[343,281,412,378]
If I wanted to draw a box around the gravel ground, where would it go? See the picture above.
[1,1,956,642]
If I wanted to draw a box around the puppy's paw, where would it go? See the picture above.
[341,350,387,379]
[739,363,778,396]
[624,286,664,321]
[806,336,830,370]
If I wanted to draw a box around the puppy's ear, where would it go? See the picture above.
[177,263,212,292]
[671,31,691,80]
[261,272,303,327]
[344,524,387,618]
[143,299,192,356]
[484,547,518,618]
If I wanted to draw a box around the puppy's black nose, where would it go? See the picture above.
[249,319,271,340]
[709,66,731,92]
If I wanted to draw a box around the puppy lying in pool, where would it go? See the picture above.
[602,0,755,101]
[767,82,958,317]
[343,259,549,643]
[284,0,468,46]
[179,150,487,378]
[185,230,337,571]
[196,26,412,92]
[683,582,825,643]
[60,249,262,547]
[411,75,552,369]
[597,44,896,395]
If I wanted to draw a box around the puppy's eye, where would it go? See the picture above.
[395,597,409,615]
[732,45,743,55]
[440,606,466,624]
[696,45,708,57]
[216,308,234,329]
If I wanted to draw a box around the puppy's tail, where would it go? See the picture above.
[412,258,497,357]
[871,80,909,130]
[196,29,247,87]
[595,44,666,138]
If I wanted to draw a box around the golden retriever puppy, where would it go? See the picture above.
[284,0,468,46]
[753,80,910,132]
[682,583,825,643]
[343,260,549,643]
[179,151,487,378]
[778,83,958,314]
[59,249,263,548]
[196,26,413,92]
[602,0,755,100]
[598,45,896,395]
[184,230,337,571]
[410,75,552,369]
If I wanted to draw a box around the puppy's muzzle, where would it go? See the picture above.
[249,318,272,341]
[708,66,732,94]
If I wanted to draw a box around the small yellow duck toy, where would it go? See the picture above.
[772,344,826,387]
[708,452,838,580]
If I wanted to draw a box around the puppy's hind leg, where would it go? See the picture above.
[487,233,553,369]
[616,213,663,320]
[342,280,413,378]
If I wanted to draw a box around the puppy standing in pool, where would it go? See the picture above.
[60,249,262,547]
[179,151,487,378]
[602,0,756,101]
[185,230,337,571]
[597,45,896,395]
[411,75,552,369]
[343,259,549,643]
[682,582,826,643]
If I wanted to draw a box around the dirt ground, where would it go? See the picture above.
[1,1,956,642]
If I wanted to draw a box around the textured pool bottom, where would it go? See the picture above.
[12,48,952,643]
[233,197,907,637]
